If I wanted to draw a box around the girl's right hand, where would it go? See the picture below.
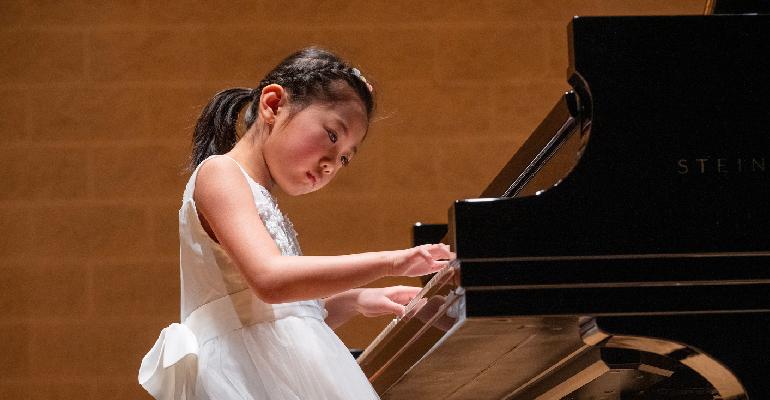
[390,244,455,277]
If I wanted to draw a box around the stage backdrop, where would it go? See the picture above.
[0,1,703,398]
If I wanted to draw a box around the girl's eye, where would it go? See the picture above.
[341,155,350,167]
[327,130,338,143]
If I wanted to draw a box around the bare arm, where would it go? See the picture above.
[194,158,451,304]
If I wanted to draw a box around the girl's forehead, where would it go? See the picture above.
[321,99,366,116]
[304,100,368,128]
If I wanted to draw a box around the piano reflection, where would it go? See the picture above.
[357,10,770,400]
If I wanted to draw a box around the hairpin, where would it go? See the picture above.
[351,68,374,93]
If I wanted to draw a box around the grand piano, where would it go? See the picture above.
[357,9,770,400]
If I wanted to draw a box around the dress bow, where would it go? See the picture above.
[138,323,199,400]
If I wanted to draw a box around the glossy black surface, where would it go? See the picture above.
[412,223,448,247]
[711,0,770,13]
[448,15,770,399]
[452,16,770,260]
[363,15,770,400]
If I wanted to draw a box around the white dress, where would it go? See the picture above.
[139,155,380,400]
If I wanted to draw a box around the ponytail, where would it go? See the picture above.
[189,88,255,171]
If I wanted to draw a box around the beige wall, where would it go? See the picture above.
[0,1,704,398]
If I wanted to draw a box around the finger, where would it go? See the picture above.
[383,285,417,294]
[441,243,456,259]
[427,244,453,259]
[386,286,422,304]
[383,299,407,317]
[431,260,450,272]
[419,247,433,261]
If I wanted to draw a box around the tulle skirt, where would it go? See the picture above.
[196,315,379,400]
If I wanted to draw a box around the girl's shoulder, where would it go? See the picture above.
[196,155,245,181]
[197,155,270,191]
[192,155,278,213]
[192,156,255,209]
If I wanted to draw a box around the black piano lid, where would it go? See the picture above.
[363,15,770,400]
[450,15,770,261]
[707,0,770,14]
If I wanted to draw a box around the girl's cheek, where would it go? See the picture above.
[307,137,330,156]
[293,143,323,163]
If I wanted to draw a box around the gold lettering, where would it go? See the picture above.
[676,157,766,175]
[753,158,766,172]
[696,158,708,174]
[717,158,727,174]
[677,159,689,174]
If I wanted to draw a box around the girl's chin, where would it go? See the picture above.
[280,184,316,197]
[274,176,321,196]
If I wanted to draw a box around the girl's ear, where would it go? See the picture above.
[258,84,286,125]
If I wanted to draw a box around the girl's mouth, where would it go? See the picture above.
[306,172,317,186]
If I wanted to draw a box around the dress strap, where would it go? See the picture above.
[209,154,254,182]
[183,154,263,201]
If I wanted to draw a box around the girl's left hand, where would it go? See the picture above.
[355,286,422,318]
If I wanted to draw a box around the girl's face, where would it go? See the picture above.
[263,99,368,196]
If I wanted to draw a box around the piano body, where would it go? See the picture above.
[357,14,770,400]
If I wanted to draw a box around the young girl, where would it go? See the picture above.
[138,47,452,400]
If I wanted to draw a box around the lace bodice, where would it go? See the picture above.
[246,181,302,257]
[177,155,311,319]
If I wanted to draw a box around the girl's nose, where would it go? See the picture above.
[321,160,333,174]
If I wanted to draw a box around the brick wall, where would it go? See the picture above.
[0,1,703,398]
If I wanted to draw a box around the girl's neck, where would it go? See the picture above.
[226,129,276,192]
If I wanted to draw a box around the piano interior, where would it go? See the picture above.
[357,4,770,400]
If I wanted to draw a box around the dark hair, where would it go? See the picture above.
[189,47,375,170]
